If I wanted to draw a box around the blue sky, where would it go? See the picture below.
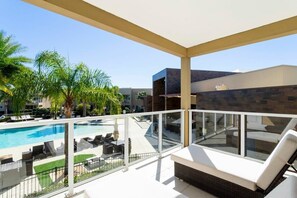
[1,0,297,88]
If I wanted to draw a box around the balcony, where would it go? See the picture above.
[0,109,296,198]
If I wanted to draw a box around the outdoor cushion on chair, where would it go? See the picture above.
[32,145,46,160]
[44,141,57,157]
[256,130,297,190]
[104,133,114,143]
[90,135,104,146]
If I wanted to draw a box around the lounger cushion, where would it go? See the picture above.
[171,145,263,190]
[256,130,297,190]
[279,119,297,140]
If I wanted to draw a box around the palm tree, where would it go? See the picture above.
[9,67,38,115]
[107,86,123,114]
[35,51,88,175]
[35,50,119,176]
[50,93,64,119]
[78,67,111,117]
[0,31,31,95]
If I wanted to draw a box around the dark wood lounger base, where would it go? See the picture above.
[174,162,264,198]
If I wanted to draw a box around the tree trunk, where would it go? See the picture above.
[54,104,57,120]
[60,106,63,117]
[4,101,8,115]
[83,101,87,117]
[64,104,72,177]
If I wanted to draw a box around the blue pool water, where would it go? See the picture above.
[0,124,114,149]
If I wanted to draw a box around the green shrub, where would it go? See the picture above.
[24,182,65,198]
[32,108,51,118]
[75,103,90,116]
[90,108,100,116]
[0,117,10,122]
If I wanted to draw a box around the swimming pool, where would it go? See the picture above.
[0,124,114,149]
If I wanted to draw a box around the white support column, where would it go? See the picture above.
[124,116,129,171]
[181,57,191,146]
[158,113,163,157]
[231,114,234,126]
[187,111,191,145]
[67,121,74,196]
[240,114,246,157]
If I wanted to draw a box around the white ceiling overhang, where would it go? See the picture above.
[84,0,297,47]
[24,0,297,57]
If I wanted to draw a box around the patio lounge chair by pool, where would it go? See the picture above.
[20,115,27,120]
[171,130,297,198]
[83,137,93,143]
[25,115,34,120]
[9,116,21,122]
[104,133,114,143]
[32,145,46,160]
[77,138,93,151]
[44,141,57,157]
[90,135,104,146]
[0,154,13,164]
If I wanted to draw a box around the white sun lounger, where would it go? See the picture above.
[171,130,297,198]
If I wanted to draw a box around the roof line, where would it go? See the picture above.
[187,16,297,57]
[24,0,187,57]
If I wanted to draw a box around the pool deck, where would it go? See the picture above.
[0,117,160,162]
[0,117,175,197]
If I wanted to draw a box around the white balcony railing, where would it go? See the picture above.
[2,108,296,197]
[190,109,297,160]
[0,110,184,198]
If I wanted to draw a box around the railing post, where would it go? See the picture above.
[158,113,163,157]
[124,115,129,171]
[202,112,206,137]
[67,121,74,196]
[224,114,227,130]
[240,114,246,157]
[150,115,154,137]
[187,110,191,145]
[214,113,217,132]
[231,114,234,126]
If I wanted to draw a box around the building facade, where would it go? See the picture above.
[0,97,51,115]
[193,65,297,114]
[152,68,235,111]
[119,88,152,112]
[193,65,297,128]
